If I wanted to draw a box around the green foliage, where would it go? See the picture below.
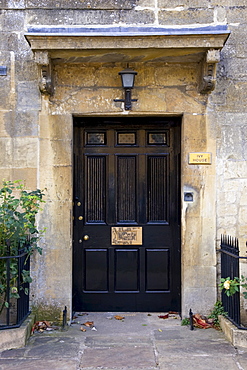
[219,276,247,299]
[181,317,190,326]
[208,301,227,328]
[240,275,247,299]
[0,180,46,315]
[219,277,240,297]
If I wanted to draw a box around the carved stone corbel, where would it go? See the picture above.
[199,49,221,94]
[34,51,53,95]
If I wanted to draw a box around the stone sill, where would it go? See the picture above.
[0,314,35,352]
[219,315,247,348]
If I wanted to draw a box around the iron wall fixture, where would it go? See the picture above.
[114,67,138,110]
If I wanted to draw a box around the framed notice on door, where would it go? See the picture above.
[111,227,142,245]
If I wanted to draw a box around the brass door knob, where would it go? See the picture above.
[83,235,89,241]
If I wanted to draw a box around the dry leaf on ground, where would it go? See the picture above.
[32,321,52,333]
[83,321,94,327]
[158,314,169,319]
[193,314,214,329]
[114,315,125,320]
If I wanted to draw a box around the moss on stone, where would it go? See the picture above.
[31,303,62,324]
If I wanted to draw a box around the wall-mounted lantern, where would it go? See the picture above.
[114,67,138,110]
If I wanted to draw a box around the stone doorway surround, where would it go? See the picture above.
[24,25,230,319]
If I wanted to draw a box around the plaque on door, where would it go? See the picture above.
[111,227,142,245]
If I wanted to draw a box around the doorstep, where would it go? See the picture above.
[219,315,247,348]
[0,313,35,351]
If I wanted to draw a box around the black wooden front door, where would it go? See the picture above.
[73,117,181,312]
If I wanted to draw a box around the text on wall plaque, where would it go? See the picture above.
[111,227,142,245]
[189,152,212,165]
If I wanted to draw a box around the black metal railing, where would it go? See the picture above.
[0,247,31,329]
[219,235,247,329]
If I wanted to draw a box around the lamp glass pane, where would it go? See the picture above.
[121,73,135,88]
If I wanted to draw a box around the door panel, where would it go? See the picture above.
[147,155,169,222]
[117,156,137,223]
[115,249,139,291]
[86,155,106,223]
[73,117,181,312]
[146,249,169,291]
[84,249,108,291]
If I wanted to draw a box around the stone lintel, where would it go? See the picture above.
[25,26,230,57]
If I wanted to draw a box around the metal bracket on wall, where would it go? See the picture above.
[34,51,53,95]
[199,49,221,94]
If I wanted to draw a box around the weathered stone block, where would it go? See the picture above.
[226,5,247,24]
[40,139,72,167]
[239,207,247,226]
[158,0,212,6]
[31,303,61,323]
[3,10,24,31]
[12,111,39,137]
[154,64,198,87]
[0,138,12,167]
[16,58,38,82]
[218,116,247,159]
[210,0,246,5]
[0,79,11,110]
[39,114,72,141]
[0,169,12,182]
[12,168,37,188]
[0,111,11,137]
[183,286,217,316]
[216,6,227,22]
[52,86,120,114]
[0,0,25,9]
[137,0,155,6]
[0,110,38,137]
[158,8,214,24]
[27,9,121,25]
[54,64,96,87]
[218,215,237,229]
[240,186,247,205]
[184,267,217,288]
[225,161,247,180]
[25,0,136,10]
[17,82,41,111]
[12,137,38,168]
[119,9,155,24]
[0,32,18,51]
[0,0,7,9]
[165,88,206,114]
[39,165,72,203]
[224,82,247,112]
[218,55,247,81]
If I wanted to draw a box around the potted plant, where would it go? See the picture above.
[0,180,45,325]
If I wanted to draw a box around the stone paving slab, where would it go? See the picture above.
[1,312,247,370]
[159,355,240,370]
[0,358,79,370]
[80,347,157,368]
[85,335,152,347]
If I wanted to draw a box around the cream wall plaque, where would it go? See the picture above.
[111,227,142,245]
[189,152,212,164]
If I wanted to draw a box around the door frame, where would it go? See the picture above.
[72,115,182,312]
